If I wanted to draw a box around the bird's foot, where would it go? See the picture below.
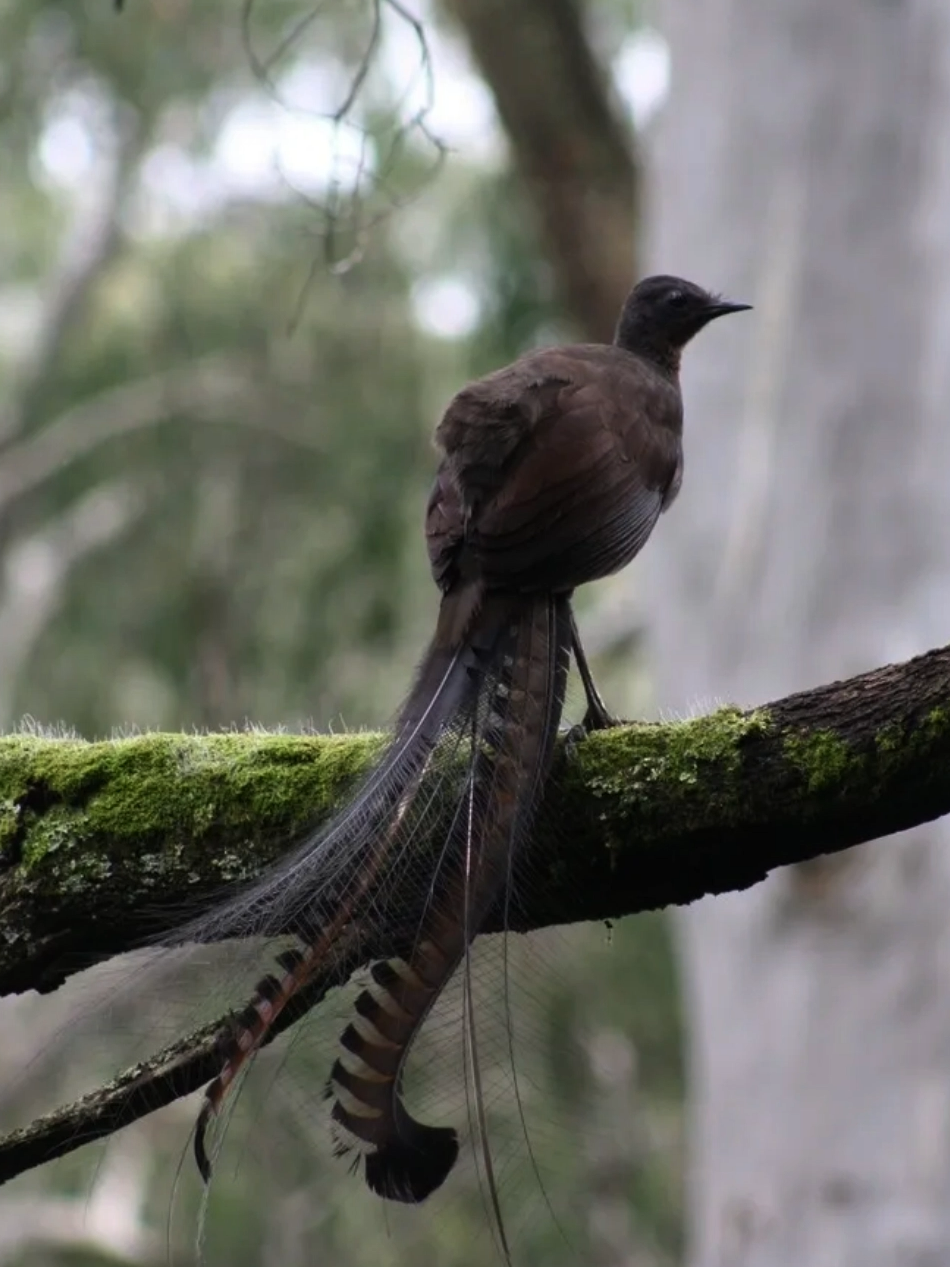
[564,705,622,758]
[581,698,621,733]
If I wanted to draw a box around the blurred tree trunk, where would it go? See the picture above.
[443,0,638,341]
[644,2,950,1264]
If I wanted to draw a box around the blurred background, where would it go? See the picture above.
[1,0,950,1264]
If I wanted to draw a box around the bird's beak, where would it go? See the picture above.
[706,299,753,318]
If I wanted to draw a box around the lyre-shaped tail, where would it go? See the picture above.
[328,593,572,1203]
[192,583,515,1178]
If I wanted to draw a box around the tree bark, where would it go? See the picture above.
[645,1,950,1263]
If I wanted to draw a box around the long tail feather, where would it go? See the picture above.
[193,583,505,1175]
[328,592,572,1205]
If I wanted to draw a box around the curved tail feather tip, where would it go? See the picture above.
[363,1123,460,1204]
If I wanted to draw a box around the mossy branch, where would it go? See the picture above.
[4,645,950,996]
[1,641,950,1183]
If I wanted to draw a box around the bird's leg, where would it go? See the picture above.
[569,610,620,732]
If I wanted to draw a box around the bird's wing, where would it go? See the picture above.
[426,353,681,593]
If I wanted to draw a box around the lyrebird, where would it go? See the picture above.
[178,274,750,1255]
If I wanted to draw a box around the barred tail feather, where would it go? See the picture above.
[192,583,507,1179]
[328,593,572,1206]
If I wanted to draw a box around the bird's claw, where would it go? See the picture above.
[581,700,621,733]
[564,706,622,760]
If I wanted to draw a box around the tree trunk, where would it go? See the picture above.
[443,0,638,341]
[645,1,950,1263]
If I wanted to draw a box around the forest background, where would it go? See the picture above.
[1,2,949,1266]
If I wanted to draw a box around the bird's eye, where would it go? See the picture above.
[666,289,688,309]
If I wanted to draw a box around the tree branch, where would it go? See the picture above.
[1,641,950,1181]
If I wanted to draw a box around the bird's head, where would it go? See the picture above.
[615,275,751,368]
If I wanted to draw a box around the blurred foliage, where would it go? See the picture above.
[0,1,684,1265]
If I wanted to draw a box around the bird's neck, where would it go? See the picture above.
[613,319,682,378]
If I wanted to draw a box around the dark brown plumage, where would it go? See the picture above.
[425,275,750,697]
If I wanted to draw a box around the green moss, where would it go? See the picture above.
[572,706,771,837]
[581,706,769,788]
[875,721,904,757]
[874,706,950,777]
[784,729,862,794]
[0,799,21,854]
[785,705,950,799]
[0,730,386,895]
